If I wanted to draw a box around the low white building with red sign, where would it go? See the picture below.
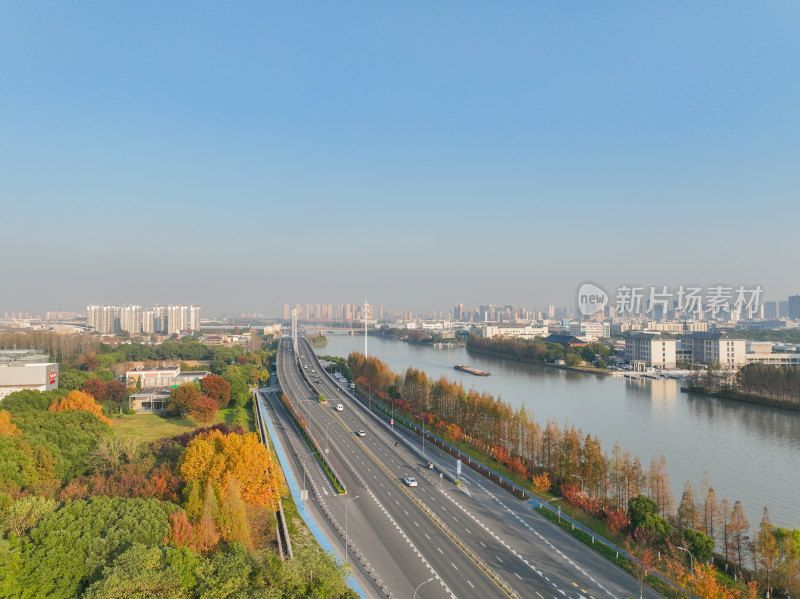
[0,350,59,401]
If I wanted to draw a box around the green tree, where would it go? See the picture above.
[18,496,179,599]
[1,496,58,537]
[628,495,659,529]
[683,528,714,563]
[216,479,252,549]
[222,366,250,408]
[82,543,201,599]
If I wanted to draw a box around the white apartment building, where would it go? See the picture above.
[119,305,142,334]
[681,332,746,368]
[568,321,610,342]
[625,333,677,369]
[88,304,200,336]
[481,324,549,340]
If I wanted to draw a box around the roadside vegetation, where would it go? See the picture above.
[346,351,800,597]
[0,386,356,598]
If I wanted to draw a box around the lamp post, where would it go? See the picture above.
[570,474,585,495]
[300,453,314,498]
[345,495,360,567]
[677,545,694,573]
[414,577,434,598]
[325,420,334,455]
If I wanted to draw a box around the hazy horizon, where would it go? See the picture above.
[2,3,799,316]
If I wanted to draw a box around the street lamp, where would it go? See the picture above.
[300,454,315,498]
[344,495,360,567]
[414,577,434,598]
[677,545,694,577]
[570,474,585,495]
[325,420,334,454]
[420,415,426,457]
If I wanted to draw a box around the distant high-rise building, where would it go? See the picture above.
[547,305,555,319]
[789,295,800,319]
[453,303,464,321]
[763,301,778,320]
[779,300,790,318]
[86,305,120,334]
[142,309,155,334]
[119,305,142,334]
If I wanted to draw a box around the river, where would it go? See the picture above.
[312,332,800,529]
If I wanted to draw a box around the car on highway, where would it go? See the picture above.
[355,430,366,437]
[402,476,418,487]
[335,403,344,411]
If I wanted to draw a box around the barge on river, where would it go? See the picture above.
[454,364,490,376]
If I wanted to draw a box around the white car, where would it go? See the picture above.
[355,430,366,437]
[402,477,418,487]
[335,403,344,411]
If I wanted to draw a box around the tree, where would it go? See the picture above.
[49,390,111,425]
[104,381,128,405]
[81,378,107,401]
[703,486,721,542]
[755,507,780,596]
[222,366,250,408]
[193,483,220,553]
[629,495,659,529]
[677,481,699,533]
[18,496,178,599]
[727,500,750,574]
[81,543,201,599]
[1,496,58,537]
[217,479,252,549]
[189,395,219,426]
[170,384,200,417]
[0,410,20,436]
[683,528,715,563]
[201,374,230,407]
[179,429,280,507]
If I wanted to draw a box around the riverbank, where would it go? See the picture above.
[681,385,800,412]
[314,333,800,529]
[466,345,611,376]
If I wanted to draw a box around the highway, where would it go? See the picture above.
[275,336,660,599]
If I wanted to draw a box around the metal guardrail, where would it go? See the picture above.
[253,387,293,559]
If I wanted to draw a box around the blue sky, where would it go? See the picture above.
[1,2,798,315]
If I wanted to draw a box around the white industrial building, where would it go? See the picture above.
[0,350,59,401]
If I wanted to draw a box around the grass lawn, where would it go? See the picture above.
[111,407,252,441]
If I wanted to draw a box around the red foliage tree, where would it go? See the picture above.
[170,383,201,417]
[190,395,219,426]
[104,380,127,403]
[167,510,195,548]
[604,508,629,533]
[81,378,107,401]
[201,374,231,407]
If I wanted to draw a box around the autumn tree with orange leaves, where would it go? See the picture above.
[0,410,21,436]
[179,429,280,507]
[48,390,111,425]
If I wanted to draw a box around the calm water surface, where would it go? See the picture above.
[313,333,800,528]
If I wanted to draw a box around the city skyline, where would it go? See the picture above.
[2,3,799,314]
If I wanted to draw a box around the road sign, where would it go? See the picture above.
[456,459,462,478]
[390,418,394,426]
